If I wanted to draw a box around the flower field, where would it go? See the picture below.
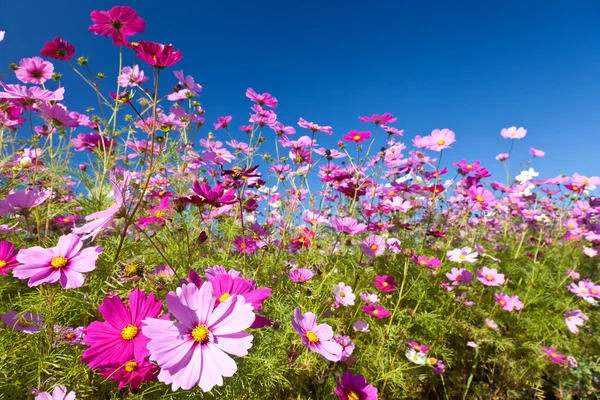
[0,6,599,400]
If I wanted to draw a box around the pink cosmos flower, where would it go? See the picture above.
[360,292,380,304]
[246,88,278,108]
[476,267,505,286]
[118,65,148,87]
[413,255,443,269]
[569,281,592,298]
[563,310,588,333]
[135,41,182,70]
[373,275,397,292]
[405,341,430,354]
[82,289,163,369]
[467,186,496,210]
[39,103,79,127]
[331,217,367,235]
[0,83,64,102]
[0,240,19,275]
[358,113,397,125]
[446,268,473,285]
[363,304,390,318]
[381,124,403,136]
[485,318,499,330]
[302,210,328,225]
[40,37,75,60]
[334,282,356,306]
[529,148,545,157]
[426,129,455,151]
[500,126,527,139]
[291,307,343,362]
[333,335,355,362]
[233,236,259,254]
[566,269,580,280]
[55,325,85,345]
[89,6,145,45]
[496,153,509,161]
[353,320,369,332]
[298,117,333,134]
[214,116,232,130]
[143,282,255,391]
[542,346,567,365]
[289,268,314,283]
[98,358,158,391]
[343,130,371,143]
[429,357,446,374]
[13,234,101,289]
[35,386,76,400]
[1,310,43,334]
[0,31,4,42]
[334,372,378,400]
[15,57,54,85]
[361,235,386,257]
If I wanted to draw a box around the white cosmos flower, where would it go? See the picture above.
[406,349,427,365]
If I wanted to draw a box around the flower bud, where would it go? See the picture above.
[19,156,32,168]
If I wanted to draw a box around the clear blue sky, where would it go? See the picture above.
[1,0,599,181]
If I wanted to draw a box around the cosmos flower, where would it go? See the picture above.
[446,268,473,285]
[97,358,158,391]
[425,129,455,151]
[298,118,333,134]
[563,310,588,333]
[0,83,64,102]
[35,386,76,400]
[89,6,145,45]
[214,116,232,130]
[81,289,163,369]
[373,275,397,292]
[334,282,356,306]
[476,267,505,287]
[542,346,567,365]
[246,88,278,108]
[343,131,371,143]
[353,320,370,332]
[289,268,314,283]
[15,57,54,85]
[40,37,75,60]
[0,241,19,275]
[334,372,378,400]
[447,247,478,263]
[405,349,427,365]
[362,304,390,319]
[0,188,51,215]
[529,148,545,157]
[143,282,255,391]
[405,341,430,354]
[500,126,527,139]
[291,307,343,362]
[135,41,182,69]
[13,234,102,289]
[331,217,367,236]
[118,65,149,87]
[1,310,43,334]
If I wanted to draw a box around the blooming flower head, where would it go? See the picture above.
[289,268,314,283]
[542,346,568,365]
[1,310,43,334]
[529,148,545,157]
[500,126,527,139]
[447,247,478,263]
[353,320,370,332]
[55,325,85,345]
[81,289,163,369]
[0,240,19,275]
[373,275,397,292]
[343,130,371,143]
[13,234,102,289]
[302,210,328,226]
[361,235,386,257]
[334,372,378,400]
[428,357,446,374]
[40,37,75,60]
[485,318,499,330]
[405,349,427,365]
[135,41,182,69]
[359,113,397,125]
[98,358,158,391]
[0,83,64,102]
[405,341,430,354]
[414,255,443,269]
[143,282,255,391]
[333,335,355,362]
[118,65,148,87]
[563,310,588,333]
[569,281,592,298]
[298,117,333,134]
[15,57,54,85]
[360,292,380,304]
[291,307,343,362]
[496,153,509,161]
[446,268,473,285]
[89,6,145,45]
[476,267,505,286]
[334,282,356,306]
[363,304,390,319]
[0,188,51,216]
[515,168,539,184]
[426,129,456,151]
[566,269,580,280]
[35,385,76,400]
[331,217,367,236]
[214,116,232,130]
[246,88,278,108]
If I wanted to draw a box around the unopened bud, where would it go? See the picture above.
[19,156,32,168]
[77,57,88,66]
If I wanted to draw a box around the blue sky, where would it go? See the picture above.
[1,0,599,181]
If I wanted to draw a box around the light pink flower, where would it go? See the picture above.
[291,307,343,362]
[476,267,505,286]
[333,282,355,306]
[0,188,51,215]
[35,385,76,400]
[564,310,588,333]
[15,57,54,85]
[361,235,386,257]
[118,65,148,87]
[0,83,64,102]
[529,148,545,157]
[500,126,527,139]
[426,129,455,151]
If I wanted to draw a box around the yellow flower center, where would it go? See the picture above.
[388,191,394,196]
[51,256,68,269]
[467,165,472,169]
[63,217,70,223]
[348,391,360,400]
[583,179,589,185]
[567,317,572,321]
[419,260,426,265]
[125,361,138,373]
[124,263,139,275]
[310,218,317,224]
[486,275,493,281]
[155,210,166,218]
[340,292,346,297]
[437,139,445,145]
[370,244,378,251]
[581,289,587,294]
[510,132,515,137]
[219,293,231,302]
[475,195,484,202]
[121,324,139,341]
[459,255,466,260]
[573,186,579,191]
[568,225,574,230]
[0,260,6,268]
[591,289,598,295]
[551,353,557,358]
[499,300,505,305]
[306,330,319,343]
[429,357,437,365]
[373,309,379,315]
[382,282,389,287]
[65,333,75,340]
[353,135,361,141]
[191,324,210,343]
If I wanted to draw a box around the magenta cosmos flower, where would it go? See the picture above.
[406,341,430,354]
[15,57,54,85]
[291,307,343,362]
[343,130,371,143]
[373,275,397,292]
[81,289,163,369]
[13,234,102,289]
[358,112,397,125]
[331,216,367,236]
[298,117,333,134]
[142,282,255,391]
[0,188,51,216]
[35,386,76,400]
[2,310,43,334]
[89,6,145,45]
[135,41,182,70]
[214,116,232,130]
[363,304,390,319]
[563,310,588,334]
[98,358,158,391]
[40,37,75,60]
[289,268,314,283]
[334,372,378,400]
[246,88,278,108]
[542,346,567,365]
[476,267,505,286]
[0,240,19,275]
[361,235,386,257]
[446,268,473,285]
